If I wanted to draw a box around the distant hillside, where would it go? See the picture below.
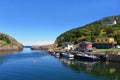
[0,32,23,51]
[55,15,120,46]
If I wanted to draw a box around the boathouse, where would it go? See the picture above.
[94,37,117,49]
[78,41,92,52]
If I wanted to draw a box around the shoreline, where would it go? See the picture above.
[0,46,23,51]
[29,45,120,62]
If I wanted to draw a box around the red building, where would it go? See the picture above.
[78,41,92,52]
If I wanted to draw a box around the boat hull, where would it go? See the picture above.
[52,52,62,58]
[61,53,74,58]
[75,54,100,61]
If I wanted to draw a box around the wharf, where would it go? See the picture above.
[51,50,120,62]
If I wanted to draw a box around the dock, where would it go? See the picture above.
[30,45,120,62]
[48,50,120,62]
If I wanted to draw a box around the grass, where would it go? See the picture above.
[93,48,120,54]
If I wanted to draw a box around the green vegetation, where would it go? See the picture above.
[93,48,120,54]
[0,32,23,51]
[56,15,120,46]
[0,34,11,46]
[0,35,11,44]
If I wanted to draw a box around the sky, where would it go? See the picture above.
[0,0,120,45]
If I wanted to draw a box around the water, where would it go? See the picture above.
[0,48,120,80]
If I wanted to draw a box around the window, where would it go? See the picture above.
[106,39,108,42]
[97,40,99,42]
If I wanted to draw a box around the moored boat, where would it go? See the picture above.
[61,53,74,58]
[53,52,61,58]
[75,52,100,61]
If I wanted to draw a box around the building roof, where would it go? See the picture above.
[102,20,117,25]
[79,41,92,44]
[62,42,72,46]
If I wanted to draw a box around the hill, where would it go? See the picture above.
[55,15,120,46]
[0,32,23,51]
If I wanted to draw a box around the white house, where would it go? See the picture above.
[62,42,73,51]
[102,20,117,25]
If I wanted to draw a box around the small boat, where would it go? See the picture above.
[61,53,74,58]
[53,52,61,58]
[75,52,100,61]
[56,53,61,58]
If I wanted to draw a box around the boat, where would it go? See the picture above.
[61,53,74,58]
[53,52,61,58]
[75,52,100,61]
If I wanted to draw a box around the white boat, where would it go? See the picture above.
[61,53,74,58]
[55,53,61,57]
[53,52,61,58]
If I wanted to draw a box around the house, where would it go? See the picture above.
[94,37,117,49]
[62,42,73,51]
[102,20,117,25]
[78,41,92,52]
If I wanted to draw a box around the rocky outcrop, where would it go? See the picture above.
[31,46,49,50]
[31,46,41,50]
[0,32,23,51]
[31,45,53,51]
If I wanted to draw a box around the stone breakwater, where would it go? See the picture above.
[31,46,42,50]
[93,51,120,62]
[31,45,52,50]
[105,52,120,62]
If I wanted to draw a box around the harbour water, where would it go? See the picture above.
[0,48,120,80]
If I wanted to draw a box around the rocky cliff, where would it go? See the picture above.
[0,32,23,51]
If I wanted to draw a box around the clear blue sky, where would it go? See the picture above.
[0,0,120,43]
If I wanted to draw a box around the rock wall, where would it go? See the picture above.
[106,52,120,62]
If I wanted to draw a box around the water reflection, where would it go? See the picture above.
[0,49,120,80]
[0,49,46,65]
[60,58,97,72]
[59,58,120,80]
[0,50,19,56]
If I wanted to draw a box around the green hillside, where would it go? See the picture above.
[0,32,23,51]
[55,15,120,46]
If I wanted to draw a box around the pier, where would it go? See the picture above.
[30,45,120,62]
[48,50,120,62]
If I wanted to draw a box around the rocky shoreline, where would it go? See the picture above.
[0,45,23,51]
[31,44,54,51]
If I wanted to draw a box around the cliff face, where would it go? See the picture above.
[0,32,23,51]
